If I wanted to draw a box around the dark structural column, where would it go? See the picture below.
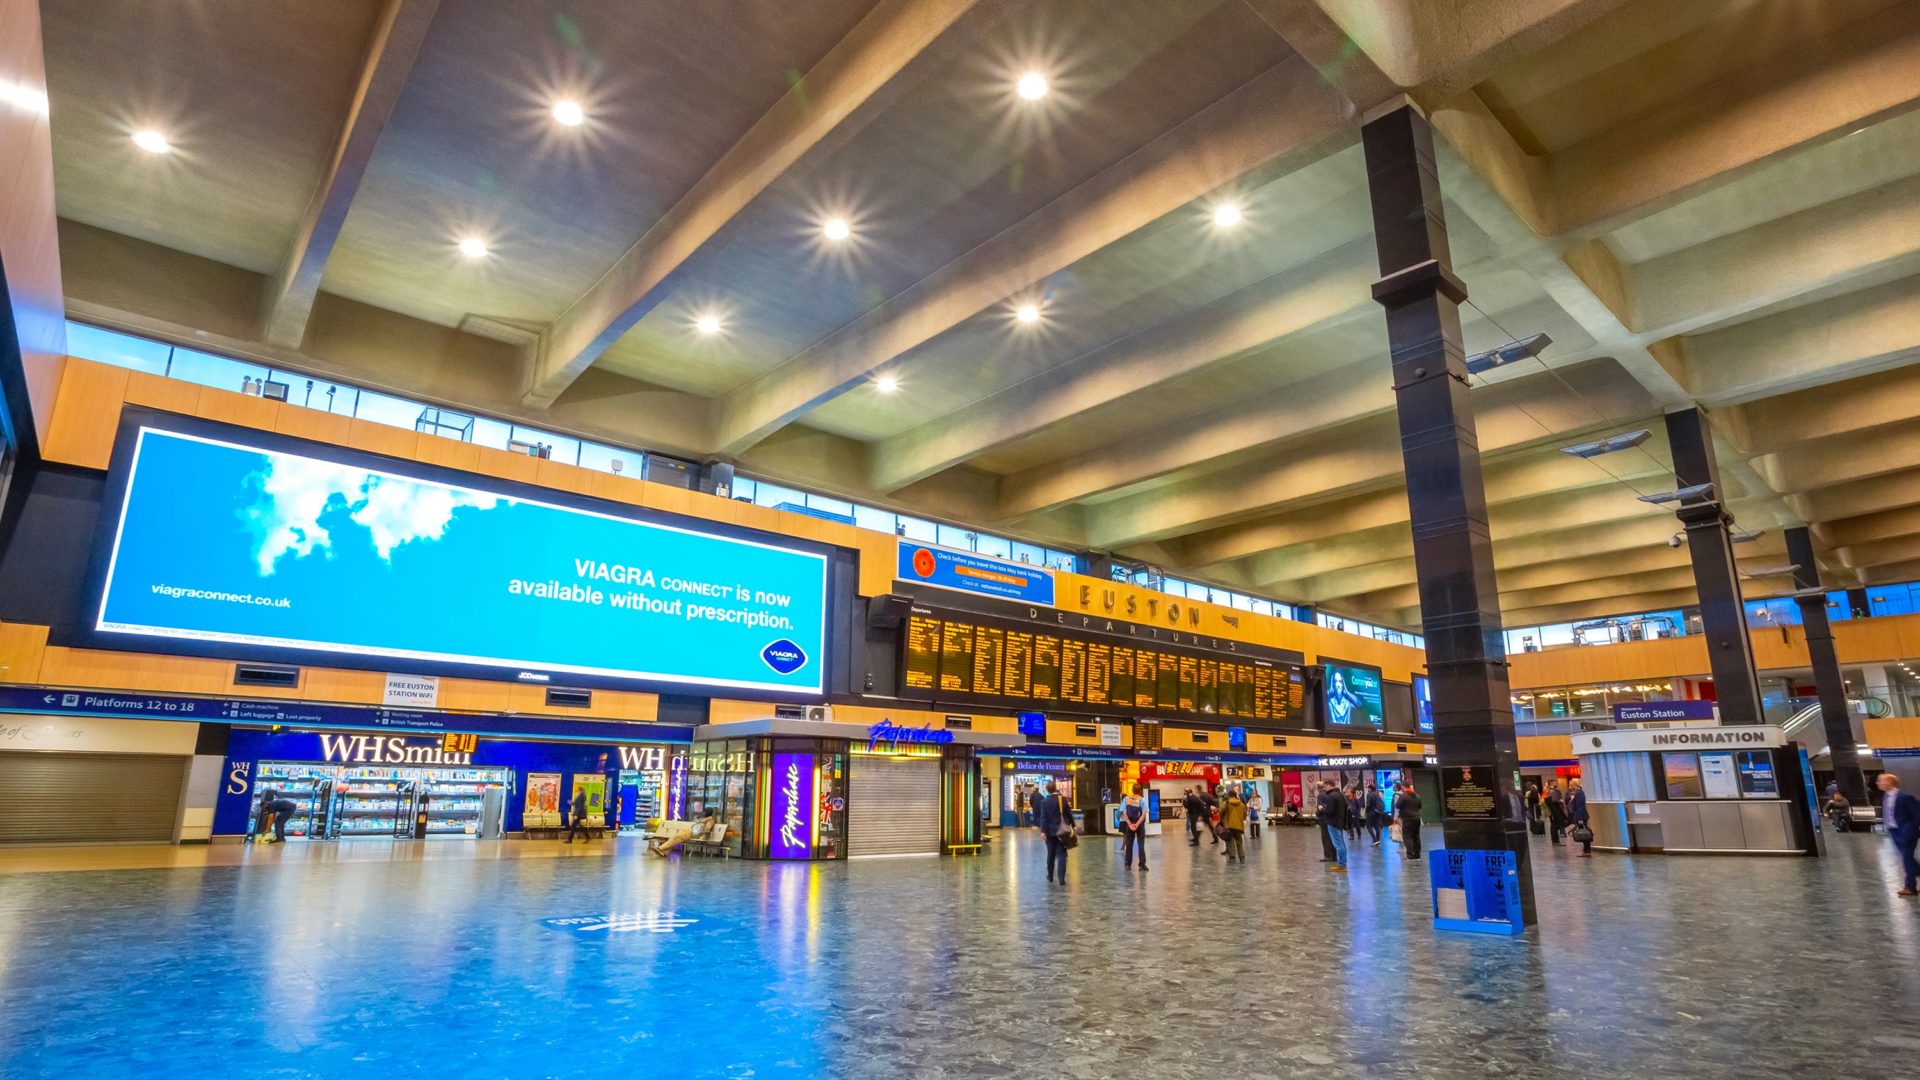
[1663,408,1767,726]
[1786,526,1868,804]
[1362,103,1534,922]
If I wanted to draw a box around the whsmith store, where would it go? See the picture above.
[3,359,1919,857]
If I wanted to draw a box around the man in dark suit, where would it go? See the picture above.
[1033,779,1073,885]
[1568,780,1592,857]
[1878,773,1919,897]
[1396,782,1423,860]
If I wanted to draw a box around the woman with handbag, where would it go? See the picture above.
[1568,779,1593,857]
[1034,778,1075,885]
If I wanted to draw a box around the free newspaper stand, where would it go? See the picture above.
[1427,849,1525,936]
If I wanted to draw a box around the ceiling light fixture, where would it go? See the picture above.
[1738,563,1801,579]
[457,237,489,259]
[1729,528,1767,543]
[1212,202,1243,228]
[1637,482,1716,505]
[552,100,585,127]
[1016,72,1049,101]
[1015,303,1041,324]
[822,217,851,242]
[132,129,172,154]
[1464,332,1551,376]
[695,314,723,335]
[875,375,899,394]
[1562,429,1652,458]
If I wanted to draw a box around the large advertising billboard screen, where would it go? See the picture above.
[90,424,831,694]
[1321,659,1385,730]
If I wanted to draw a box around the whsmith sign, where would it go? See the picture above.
[1577,726,1787,755]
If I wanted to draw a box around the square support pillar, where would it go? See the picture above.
[1363,104,1534,922]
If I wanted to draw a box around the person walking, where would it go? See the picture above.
[1219,788,1249,863]
[1878,773,1920,897]
[1568,779,1592,857]
[1345,787,1363,842]
[1396,781,1424,860]
[1034,778,1074,885]
[1119,782,1151,873]
[565,785,594,843]
[1364,784,1387,847]
[1246,789,1263,844]
[1200,786,1221,846]
[1317,781,1349,873]
[1315,784,1336,862]
[1182,787,1206,846]
[1544,782,1568,846]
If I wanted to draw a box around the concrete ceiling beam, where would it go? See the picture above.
[1815,505,1920,551]
[870,240,1379,494]
[1682,271,1920,408]
[1730,363,1920,456]
[1788,467,1920,524]
[1755,421,1920,495]
[519,0,994,409]
[1550,2,1920,237]
[259,0,443,349]
[712,56,1356,455]
[1635,174,1920,342]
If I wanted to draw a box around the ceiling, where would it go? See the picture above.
[38,0,1920,630]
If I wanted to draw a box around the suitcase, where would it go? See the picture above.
[1528,817,1546,836]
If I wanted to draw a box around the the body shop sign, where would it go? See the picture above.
[769,752,814,859]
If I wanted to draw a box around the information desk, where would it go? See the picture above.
[1572,725,1818,856]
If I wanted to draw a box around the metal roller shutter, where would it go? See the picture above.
[0,752,186,843]
[848,757,942,857]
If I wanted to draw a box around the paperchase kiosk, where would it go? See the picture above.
[1572,726,1820,856]
[687,716,1023,860]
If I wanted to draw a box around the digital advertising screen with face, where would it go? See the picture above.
[1320,660,1385,730]
[1413,674,1434,734]
[89,423,832,694]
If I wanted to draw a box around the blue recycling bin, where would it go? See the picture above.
[1427,849,1526,936]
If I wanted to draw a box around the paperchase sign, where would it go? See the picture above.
[1577,726,1786,755]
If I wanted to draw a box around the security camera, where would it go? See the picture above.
[1667,533,1684,549]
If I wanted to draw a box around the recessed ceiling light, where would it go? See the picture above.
[457,237,489,259]
[875,375,899,394]
[552,100,585,127]
[822,217,851,242]
[695,314,723,335]
[1016,72,1049,101]
[132,129,171,154]
[1015,303,1041,324]
[1212,202,1243,228]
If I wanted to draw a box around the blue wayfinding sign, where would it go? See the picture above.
[897,540,1054,605]
[0,686,692,744]
[1428,849,1526,936]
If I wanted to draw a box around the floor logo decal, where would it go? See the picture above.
[541,911,701,937]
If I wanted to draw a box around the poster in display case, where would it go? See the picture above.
[1699,752,1740,799]
[525,773,562,829]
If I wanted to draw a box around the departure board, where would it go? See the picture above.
[939,620,973,693]
[972,626,1005,695]
[1134,651,1158,709]
[1003,630,1033,698]
[904,616,940,690]
[1061,639,1087,702]
[901,610,1307,726]
[1032,634,1060,699]
[1086,643,1111,706]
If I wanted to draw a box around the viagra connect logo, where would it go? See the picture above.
[540,912,700,937]
[779,759,805,851]
[761,638,808,675]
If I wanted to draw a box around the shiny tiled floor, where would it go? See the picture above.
[0,827,1913,1078]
